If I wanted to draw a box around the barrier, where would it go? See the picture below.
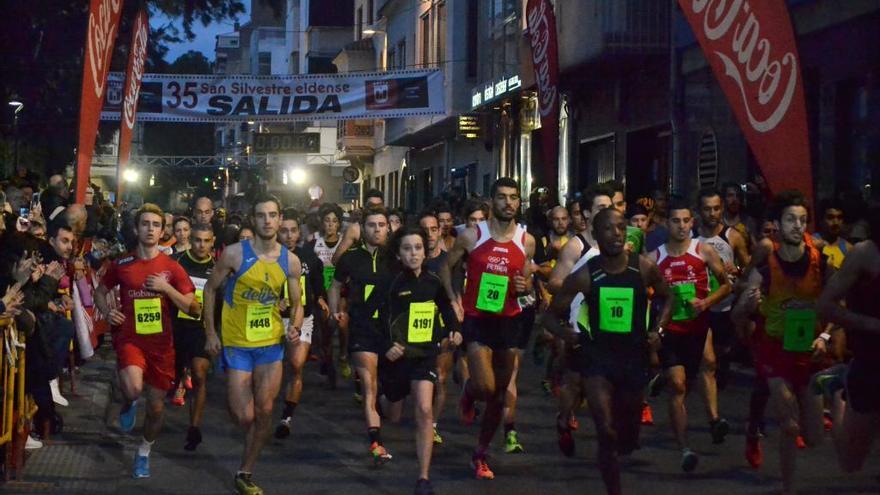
[0,317,34,480]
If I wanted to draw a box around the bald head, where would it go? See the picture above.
[193,197,214,225]
[549,205,570,236]
[65,204,87,236]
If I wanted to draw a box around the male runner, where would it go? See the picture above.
[203,195,303,495]
[171,223,215,450]
[436,203,456,252]
[721,182,756,247]
[550,208,672,495]
[736,190,826,495]
[605,180,645,254]
[812,198,852,270]
[444,177,536,479]
[816,205,880,473]
[651,196,731,471]
[275,212,328,439]
[695,188,750,391]
[308,203,346,386]
[329,205,393,464]
[330,189,384,265]
[567,200,587,237]
[193,196,214,226]
[94,204,196,478]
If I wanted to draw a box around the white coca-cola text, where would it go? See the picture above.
[689,0,798,133]
[124,14,148,130]
[87,0,122,98]
[527,0,558,118]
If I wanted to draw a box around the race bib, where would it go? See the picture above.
[476,272,508,314]
[323,266,336,290]
[300,275,307,306]
[134,298,163,335]
[178,276,207,320]
[598,287,634,333]
[783,308,817,353]
[671,283,696,321]
[365,284,378,318]
[576,302,591,336]
[245,304,274,342]
[407,302,435,343]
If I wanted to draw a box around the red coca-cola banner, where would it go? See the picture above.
[75,0,123,204]
[526,0,559,191]
[679,0,812,203]
[117,8,148,204]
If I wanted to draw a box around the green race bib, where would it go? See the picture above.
[476,272,508,314]
[407,302,435,343]
[708,273,720,294]
[783,308,817,353]
[598,287,634,333]
[365,284,378,318]
[671,283,697,321]
[323,266,336,290]
[134,298,163,334]
[245,304,274,342]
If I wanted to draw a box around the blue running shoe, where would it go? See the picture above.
[132,453,150,478]
[119,401,137,433]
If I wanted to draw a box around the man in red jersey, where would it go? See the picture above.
[650,196,730,472]
[444,177,536,480]
[95,203,197,479]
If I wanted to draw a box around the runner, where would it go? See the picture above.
[377,225,461,495]
[436,203,455,252]
[605,180,645,254]
[330,189,384,265]
[275,211,328,439]
[94,203,196,478]
[550,208,672,495]
[816,204,880,473]
[170,222,215,451]
[695,188,750,391]
[328,205,393,464]
[192,196,215,227]
[721,182,757,248]
[308,203,346,387]
[736,190,827,494]
[202,194,303,495]
[651,195,731,472]
[444,177,536,480]
[567,199,588,236]
[173,216,192,254]
[812,198,853,271]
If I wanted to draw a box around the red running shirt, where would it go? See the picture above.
[101,252,195,352]
[462,221,528,318]
[655,239,710,334]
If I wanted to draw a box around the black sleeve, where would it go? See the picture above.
[533,235,548,265]
[435,277,459,337]
[334,250,351,283]
[24,276,59,313]
[373,276,394,353]
[310,254,326,301]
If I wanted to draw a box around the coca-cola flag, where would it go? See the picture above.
[117,7,148,203]
[526,0,559,191]
[75,0,123,204]
[679,0,812,202]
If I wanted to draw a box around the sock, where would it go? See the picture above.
[368,427,382,445]
[236,471,252,479]
[473,445,488,459]
[432,422,437,429]
[504,423,516,435]
[282,401,297,418]
[137,438,154,457]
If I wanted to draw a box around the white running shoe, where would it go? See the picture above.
[25,435,43,450]
[50,378,69,407]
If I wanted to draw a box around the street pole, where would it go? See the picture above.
[8,100,23,177]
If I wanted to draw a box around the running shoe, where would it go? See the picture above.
[184,426,202,451]
[171,385,186,407]
[640,403,654,426]
[119,401,137,433]
[471,455,495,480]
[274,417,292,439]
[234,472,264,495]
[370,441,392,466]
[710,418,730,444]
[823,410,833,432]
[745,432,763,469]
[504,430,524,454]
[432,427,443,445]
[414,478,435,495]
[568,414,580,431]
[796,435,806,449]
[557,415,575,457]
[132,453,150,479]
[810,364,846,400]
[339,358,352,379]
[184,373,193,390]
[25,435,43,450]
[459,387,476,426]
[681,448,699,473]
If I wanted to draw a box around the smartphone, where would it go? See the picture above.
[19,207,29,218]
[31,192,40,209]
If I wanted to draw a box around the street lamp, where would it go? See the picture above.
[8,100,23,172]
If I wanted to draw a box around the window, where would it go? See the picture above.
[466,0,478,78]
[436,2,446,69]
[397,39,407,69]
[387,47,396,70]
[367,0,374,25]
[257,52,271,75]
[420,13,430,67]
[356,7,363,40]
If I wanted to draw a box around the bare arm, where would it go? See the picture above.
[549,264,591,318]
[727,227,751,272]
[203,243,239,336]
[818,242,880,335]
[442,227,476,302]
[548,237,584,293]
[640,254,673,331]
[331,223,360,265]
[328,279,342,316]
[145,274,194,315]
[697,243,732,311]
[287,253,304,339]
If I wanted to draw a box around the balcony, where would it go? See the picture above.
[557,0,670,72]
[336,120,376,161]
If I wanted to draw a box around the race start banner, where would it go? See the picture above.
[117,7,149,204]
[679,0,812,205]
[100,69,446,123]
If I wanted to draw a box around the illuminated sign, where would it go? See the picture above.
[471,74,522,110]
[458,115,481,139]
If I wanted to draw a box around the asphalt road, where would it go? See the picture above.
[5,345,879,495]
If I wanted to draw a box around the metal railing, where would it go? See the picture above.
[0,316,33,480]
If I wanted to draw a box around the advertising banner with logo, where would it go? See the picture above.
[526,0,560,191]
[100,69,446,123]
[75,0,123,204]
[117,7,149,203]
[679,0,812,203]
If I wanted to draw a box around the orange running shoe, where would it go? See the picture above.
[471,455,494,480]
[369,441,392,465]
[641,403,654,426]
[171,384,185,407]
[795,435,806,449]
[745,433,763,469]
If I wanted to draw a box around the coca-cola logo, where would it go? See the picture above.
[689,0,798,134]
[527,0,558,117]
[87,0,122,99]
[124,14,148,130]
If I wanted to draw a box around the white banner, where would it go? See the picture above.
[99,69,445,123]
